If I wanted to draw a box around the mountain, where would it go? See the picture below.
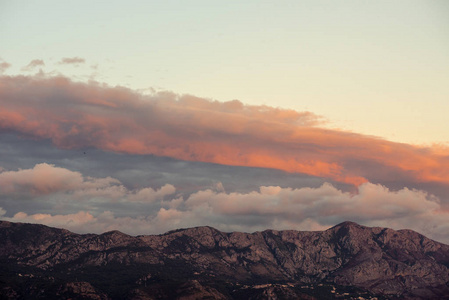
[0,220,448,299]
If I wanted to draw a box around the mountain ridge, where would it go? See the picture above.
[1,220,448,299]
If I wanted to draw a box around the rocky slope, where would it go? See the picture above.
[0,220,448,299]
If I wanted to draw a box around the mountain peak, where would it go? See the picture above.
[328,221,368,232]
[101,229,127,236]
[333,220,363,228]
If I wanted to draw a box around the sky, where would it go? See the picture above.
[1,1,449,243]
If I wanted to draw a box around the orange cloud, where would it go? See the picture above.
[1,75,449,188]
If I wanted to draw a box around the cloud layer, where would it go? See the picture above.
[1,75,449,192]
[1,163,448,244]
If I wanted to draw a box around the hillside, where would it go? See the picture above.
[0,220,448,299]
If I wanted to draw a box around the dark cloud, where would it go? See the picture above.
[0,134,329,195]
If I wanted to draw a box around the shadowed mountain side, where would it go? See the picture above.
[0,220,448,299]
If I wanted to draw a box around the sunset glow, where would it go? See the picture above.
[1,0,449,244]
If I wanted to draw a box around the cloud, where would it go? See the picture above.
[0,163,84,195]
[21,59,45,71]
[180,183,444,235]
[0,133,331,206]
[129,184,177,202]
[0,75,449,191]
[0,164,175,209]
[171,181,449,244]
[0,60,11,73]
[58,57,85,65]
[1,174,448,243]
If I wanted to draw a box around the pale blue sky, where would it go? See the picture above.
[1,0,448,144]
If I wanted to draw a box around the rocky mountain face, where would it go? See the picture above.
[0,220,448,299]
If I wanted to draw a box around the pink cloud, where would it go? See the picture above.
[0,163,83,195]
[0,164,175,203]
[21,59,45,71]
[0,60,11,73]
[1,75,449,189]
[58,57,85,65]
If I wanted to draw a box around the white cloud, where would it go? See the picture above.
[128,184,176,203]
[1,165,448,244]
[0,163,84,195]
[0,164,175,208]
